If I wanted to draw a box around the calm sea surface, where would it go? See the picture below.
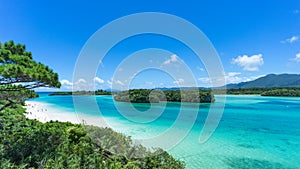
[33,93,300,169]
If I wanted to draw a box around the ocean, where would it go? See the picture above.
[32,93,300,169]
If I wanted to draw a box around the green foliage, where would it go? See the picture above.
[261,88,300,97]
[0,85,38,108]
[85,126,152,159]
[0,40,61,110]
[114,89,215,103]
[143,150,185,169]
[215,87,300,97]
[0,41,61,89]
[224,88,268,95]
[0,106,185,168]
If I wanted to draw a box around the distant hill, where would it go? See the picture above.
[107,74,300,91]
[226,74,300,89]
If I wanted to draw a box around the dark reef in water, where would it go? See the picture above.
[224,157,293,169]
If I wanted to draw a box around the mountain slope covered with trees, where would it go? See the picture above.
[226,74,300,89]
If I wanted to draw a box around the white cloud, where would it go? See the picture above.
[163,54,179,65]
[198,72,264,86]
[60,78,106,90]
[288,36,298,43]
[231,54,264,71]
[61,79,73,86]
[291,53,300,62]
[107,79,125,89]
[76,78,86,84]
[281,36,299,43]
[34,87,60,92]
[60,79,73,90]
[60,79,87,90]
[198,76,226,87]
[198,77,210,83]
[225,72,242,84]
[227,72,241,77]
[115,80,124,86]
[107,80,112,85]
[94,77,104,84]
[173,78,185,85]
[73,78,90,90]
[196,67,205,72]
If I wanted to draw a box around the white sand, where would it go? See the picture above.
[24,101,109,128]
[24,101,187,150]
[24,101,78,123]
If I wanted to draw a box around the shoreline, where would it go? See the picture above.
[23,100,176,143]
[24,100,109,128]
[24,101,80,124]
[23,100,164,146]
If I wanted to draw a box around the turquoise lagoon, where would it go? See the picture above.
[33,94,300,169]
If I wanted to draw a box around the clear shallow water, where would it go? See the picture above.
[33,94,300,169]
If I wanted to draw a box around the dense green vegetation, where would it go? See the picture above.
[0,41,60,111]
[0,106,184,168]
[261,88,300,97]
[225,88,269,95]
[114,89,215,103]
[0,41,185,168]
[49,89,112,96]
[214,87,300,97]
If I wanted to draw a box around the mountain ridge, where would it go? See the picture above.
[152,74,300,90]
[99,74,300,91]
[226,73,300,89]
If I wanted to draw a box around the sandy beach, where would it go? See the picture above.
[24,101,109,128]
[24,101,80,123]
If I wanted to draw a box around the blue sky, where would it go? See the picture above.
[1,0,300,90]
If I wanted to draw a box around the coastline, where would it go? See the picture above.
[24,100,109,128]
[22,96,300,168]
[24,101,79,124]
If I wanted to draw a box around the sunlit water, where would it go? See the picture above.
[32,93,300,169]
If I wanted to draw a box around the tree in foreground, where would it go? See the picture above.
[0,40,61,111]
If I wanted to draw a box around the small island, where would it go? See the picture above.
[114,89,215,103]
